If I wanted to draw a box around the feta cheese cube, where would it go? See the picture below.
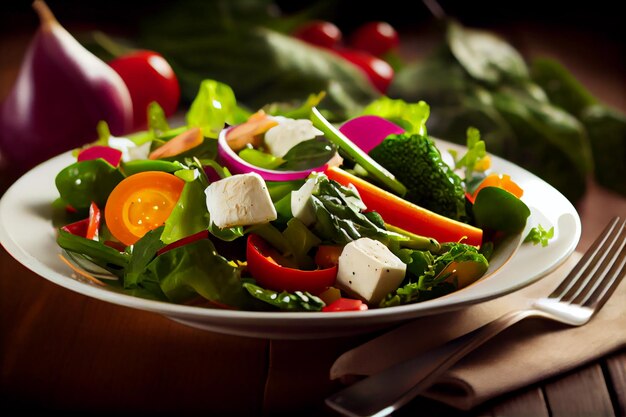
[205,172,277,228]
[290,177,318,226]
[336,238,406,304]
[264,116,323,158]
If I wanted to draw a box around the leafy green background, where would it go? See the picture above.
[72,0,626,203]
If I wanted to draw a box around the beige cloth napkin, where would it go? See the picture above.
[330,252,626,410]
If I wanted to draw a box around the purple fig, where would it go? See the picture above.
[0,0,133,171]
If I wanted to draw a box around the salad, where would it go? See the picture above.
[52,80,531,313]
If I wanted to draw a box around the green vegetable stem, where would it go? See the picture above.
[311,107,407,196]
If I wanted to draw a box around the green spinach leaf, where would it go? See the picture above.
[446,19,528,85]
[56,229,129,277]
[145,239,251,308]
[55,159,124,211]
[280,139,336,171]
[242,282,324,311]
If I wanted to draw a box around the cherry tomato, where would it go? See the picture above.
[104,171,185,246]
[322,298,368,312]
[334,48,394,94]
[349,21,399,57]
[108,50,180,131]
[293,20,342,49]
[246,234,337,295]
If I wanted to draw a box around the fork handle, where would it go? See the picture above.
[326,308,546,417]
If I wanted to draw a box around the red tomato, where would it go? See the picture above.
[349,21,400,57]
[246,234,337,295]
[293,20,342,49]
[108,50,180,130]
[322,298,368,312]
[334,48,394,94]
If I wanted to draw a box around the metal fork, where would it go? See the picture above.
[326,216,626,417]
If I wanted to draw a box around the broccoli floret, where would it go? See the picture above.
[369,133,469,222]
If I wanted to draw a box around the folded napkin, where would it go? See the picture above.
[330,252,626,410]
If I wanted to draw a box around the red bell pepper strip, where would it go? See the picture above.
[322,298,368,312]
[86,202,101,240]
[246,234,337,295]
[325,166,483,247]
[60,201,101,240]
[157,230,209,256]
[61,218,89,237]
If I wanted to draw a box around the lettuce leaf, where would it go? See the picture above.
[144,239,251,308]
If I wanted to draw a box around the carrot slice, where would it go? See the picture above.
[325,166,483,247]
[105,171,185,246]
[225,110,279,151]
[149,127,203,160]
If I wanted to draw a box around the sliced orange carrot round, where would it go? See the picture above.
[105,171,185,246]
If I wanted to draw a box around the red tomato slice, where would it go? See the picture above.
[246,234,337,295]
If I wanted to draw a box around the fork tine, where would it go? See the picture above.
[549,216,622,300]
[577,219,626,310]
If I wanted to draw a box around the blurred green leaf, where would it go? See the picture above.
[446,19,528,85]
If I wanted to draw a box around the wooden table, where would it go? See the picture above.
[1,16,625,417]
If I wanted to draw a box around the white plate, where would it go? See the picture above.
[0,139,581,339]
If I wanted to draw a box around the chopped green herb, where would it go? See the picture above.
[524,224,555,247]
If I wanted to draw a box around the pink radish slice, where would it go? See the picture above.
[338,115,404,153]
[77,145,123,166]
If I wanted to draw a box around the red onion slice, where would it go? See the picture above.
[216,127,328,181]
